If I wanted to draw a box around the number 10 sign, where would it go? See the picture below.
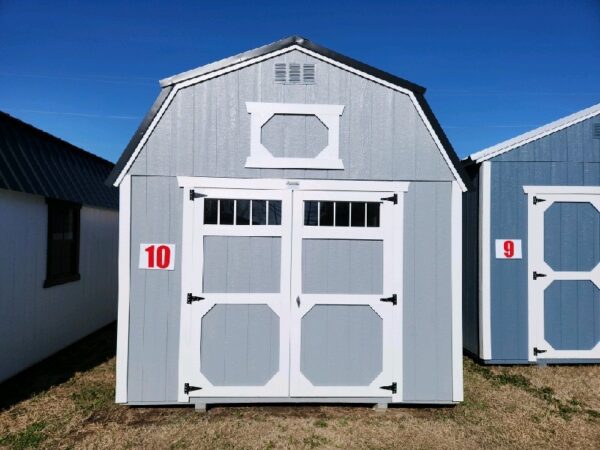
[139,243,176,270]
[495,239,522,259]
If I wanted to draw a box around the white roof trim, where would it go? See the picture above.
[470,102,600,163]
[114,45,467,191]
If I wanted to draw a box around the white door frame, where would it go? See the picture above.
[178,178,409,402]
[524,186,600,362]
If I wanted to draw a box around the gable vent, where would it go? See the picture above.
[274,63,316,84]
[274,63,287,83]
[593,123,600,139]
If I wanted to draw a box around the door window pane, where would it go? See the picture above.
[268,200,282,225]
[351,202,365,227]
[319,201,334,226]
[204,199,218,224]
[304,201,318,226]
[366,202,380,227]
[335,202,349,226]
[252,200,267,225]
[236,200,250,225]
[220,199,235,225]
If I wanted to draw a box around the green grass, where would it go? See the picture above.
[0,421,47,449]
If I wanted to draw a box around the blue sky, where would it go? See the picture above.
[1,0,599,162]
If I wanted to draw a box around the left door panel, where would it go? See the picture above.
[179,188,292,400]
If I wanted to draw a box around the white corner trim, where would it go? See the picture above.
[245,102,344,170]
[470,102,600,163]
[479,162,492,360]
[115,174,131,403]
[523,186,600,195]
[176,176,409,192]
[113,45,467,191]
[451,182,464,401]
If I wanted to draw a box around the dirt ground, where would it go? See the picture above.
[1,324,599,449]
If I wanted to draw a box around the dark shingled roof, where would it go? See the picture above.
[107,35,469,189]
[0,111,118,209]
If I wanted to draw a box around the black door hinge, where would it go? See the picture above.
[187,293,205,304]
[380,294,397,306]
[533,196,546,205]
[184,383,202,395]
[532,271,547,280]
[189,189,206,201]
[380,193,398,204]
[380,382,397,394]
[533,347,547,356]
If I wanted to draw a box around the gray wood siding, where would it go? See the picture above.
[403,181,453,402]
[0,189,118,382]
[130,50,453,182]
[129,176,182,402]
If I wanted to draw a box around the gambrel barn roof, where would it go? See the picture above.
[0,111,117,209]
[107,36,469,190]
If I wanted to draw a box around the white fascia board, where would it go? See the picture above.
[470,102,600,163]
[115,174,131,403]
[114,45,467,191]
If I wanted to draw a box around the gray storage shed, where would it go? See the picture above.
[108,36,468,407]
[0,111,118,382]
[463,103,600,364]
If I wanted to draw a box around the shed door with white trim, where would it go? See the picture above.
[528,193,600,360]
[182,188,292,397]
[290,191,401,398]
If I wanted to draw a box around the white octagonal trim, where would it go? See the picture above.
[246,102,345,169]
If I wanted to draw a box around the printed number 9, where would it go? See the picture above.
[503,240,514,258]
[145,245,171,269]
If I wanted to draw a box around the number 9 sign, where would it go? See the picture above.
[495,239,522,259]
[139,243,176,270]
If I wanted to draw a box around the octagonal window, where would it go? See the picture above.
[300,304,382,386]
[544,202,600,272]
[201,304,279,386]
[261,114,328,158]
[544,280,600,351]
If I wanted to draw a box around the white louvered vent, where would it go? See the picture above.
[273,63,316,84]
[593,123,600,139]
[274,63,287,83]
[303,64,316,83]
[288,63,302,83]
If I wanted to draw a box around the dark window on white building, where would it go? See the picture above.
[44,199,81,288]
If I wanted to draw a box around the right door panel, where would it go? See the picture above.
[290,190,402,398]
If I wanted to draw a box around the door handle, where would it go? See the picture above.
[296,296,300,307]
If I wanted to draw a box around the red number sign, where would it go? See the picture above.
[495,239,522,259]
[503,240,515,258]
[139,243,175,270]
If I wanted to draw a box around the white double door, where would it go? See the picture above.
[527,190,600,361]
[179,184,402,401]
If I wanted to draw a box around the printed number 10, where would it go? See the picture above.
[144,244,171,269]
[503,240,515,258]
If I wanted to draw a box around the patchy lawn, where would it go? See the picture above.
[1,325,599,449]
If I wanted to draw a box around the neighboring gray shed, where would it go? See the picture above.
[463,103,600,364]
[0,111,119,382]
[108,36,467,408]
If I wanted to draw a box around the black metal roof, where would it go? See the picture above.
[0,111,118,209]
[107,35,469,189]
